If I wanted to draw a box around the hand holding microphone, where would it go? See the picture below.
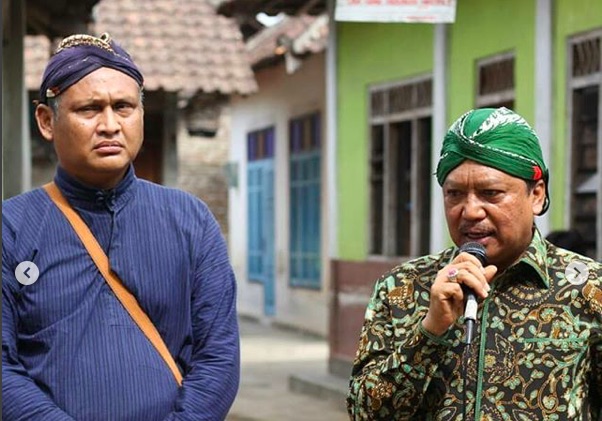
[422,242,497,340]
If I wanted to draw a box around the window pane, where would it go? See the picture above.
[289,113,321,288]
[417,116,432,255]
[478,56,515,96]
[571,86,599,258]
[248,127,275,162]
[392,121,412,257]
[572,37,601,77]
[370,125,385,255]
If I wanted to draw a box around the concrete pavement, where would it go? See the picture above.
[227,317,349,421]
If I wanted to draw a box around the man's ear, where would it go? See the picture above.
[35,104,55,142]
[531,179,546,215]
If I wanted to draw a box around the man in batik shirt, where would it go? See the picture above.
[347,107,602,420]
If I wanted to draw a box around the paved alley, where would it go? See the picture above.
[227,318,349,421]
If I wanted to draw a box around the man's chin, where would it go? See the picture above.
[92,156,131,172]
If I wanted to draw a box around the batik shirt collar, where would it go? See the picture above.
[515,227,549,288]
[54,164,138,211]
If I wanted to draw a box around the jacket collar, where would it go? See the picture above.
[53,165,138,212]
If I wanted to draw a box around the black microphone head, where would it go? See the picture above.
[459,242,487,266]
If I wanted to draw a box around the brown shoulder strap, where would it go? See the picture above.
[43,182,183,386]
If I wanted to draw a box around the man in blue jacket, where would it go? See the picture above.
[2,33,240,421]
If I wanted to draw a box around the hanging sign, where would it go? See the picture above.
[335,0,456,23]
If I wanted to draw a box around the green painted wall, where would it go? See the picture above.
[337,23,434,260]
[552,0,602,229]
[448,0,536,124]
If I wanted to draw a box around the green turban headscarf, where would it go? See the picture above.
[436,107,549,214]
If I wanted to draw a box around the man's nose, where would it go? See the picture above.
[98,107,120,134]
[462,194,486,220]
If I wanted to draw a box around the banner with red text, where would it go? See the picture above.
[335,0,456,23]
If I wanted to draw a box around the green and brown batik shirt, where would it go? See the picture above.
[347,229,602,420]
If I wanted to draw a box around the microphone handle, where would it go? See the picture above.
[464,291,477,321]
[463,288,477,344]
[458,242,487,344]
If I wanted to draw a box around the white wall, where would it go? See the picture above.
[228,52,329,336]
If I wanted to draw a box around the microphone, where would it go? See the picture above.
[458,242,487,344]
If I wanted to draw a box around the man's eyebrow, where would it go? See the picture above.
[443,179,470,188]
[73,95,137,105]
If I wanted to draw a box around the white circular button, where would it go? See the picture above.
[565,260,589,286]
[15,261,40,286]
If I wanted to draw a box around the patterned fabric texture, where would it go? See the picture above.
[348,229,602,420]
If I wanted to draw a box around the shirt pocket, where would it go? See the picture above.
[519,336,588,352]
[516,337,589,369]
[510,337,590,413]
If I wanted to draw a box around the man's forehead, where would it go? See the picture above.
[73,67,141,87]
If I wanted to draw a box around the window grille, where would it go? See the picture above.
[370,90,386,118]
[476,53,515,109]
[572,36,601,78]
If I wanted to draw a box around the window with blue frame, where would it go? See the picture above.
[247,128,275,162]
[289,113,321,289]
[247,127,275,284]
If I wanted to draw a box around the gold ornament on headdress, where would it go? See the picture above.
[54,32,114,54]
[46,33,115,99]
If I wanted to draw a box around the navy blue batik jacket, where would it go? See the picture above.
[3,166,240,421]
